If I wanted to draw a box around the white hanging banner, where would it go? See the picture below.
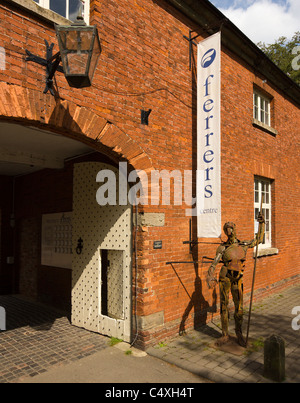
[197,32,221,238]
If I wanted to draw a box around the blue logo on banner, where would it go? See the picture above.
[201,48,216,68]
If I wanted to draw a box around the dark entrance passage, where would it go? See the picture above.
[0,122,94,308]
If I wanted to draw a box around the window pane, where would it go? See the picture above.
[253,92,271,126]
[254,177,272,247]
[66,53,88,74]
[260,108,265,123]
[253,94,258,119]
[69,0,82,21]
[265,184,270,203]
[261,182,266,203]
[264,111,269,125]
[50,0,66,17]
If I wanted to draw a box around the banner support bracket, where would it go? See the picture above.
[183,30,202,71]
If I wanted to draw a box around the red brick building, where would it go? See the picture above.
[0,0,299,348]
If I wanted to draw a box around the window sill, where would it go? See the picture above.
[253,247,279,258]
[252,119,278,136]
[7,0,70,25]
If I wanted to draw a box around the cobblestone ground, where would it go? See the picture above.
[0,295,108,383]
[147,283,300,383]
[0,283,299,383]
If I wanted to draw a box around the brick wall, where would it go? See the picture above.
[0,0,299,347]
[218,47,300,300]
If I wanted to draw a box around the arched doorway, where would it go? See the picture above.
[0,122,133,341]
[0,84,153,342]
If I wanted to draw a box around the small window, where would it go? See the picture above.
[33,0,89,23]
[253,90,271,126]
[254,177,272,248]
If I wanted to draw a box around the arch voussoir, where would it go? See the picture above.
[0,83,153,172]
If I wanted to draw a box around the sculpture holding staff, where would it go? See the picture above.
[206,212,265,347]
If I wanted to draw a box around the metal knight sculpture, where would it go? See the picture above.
[206,213,265,347]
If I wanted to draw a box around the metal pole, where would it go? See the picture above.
[245,194,264,346]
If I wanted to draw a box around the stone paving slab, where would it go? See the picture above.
[147,283,300,383]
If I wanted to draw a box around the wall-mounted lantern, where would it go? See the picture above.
[25,15,101,95]
[55,15,101,88]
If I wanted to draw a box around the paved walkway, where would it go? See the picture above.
[0,283,299,383]
[0,295,108,383]
[18,344,208,384]
[0,294,208,384]
[147,283,300,383]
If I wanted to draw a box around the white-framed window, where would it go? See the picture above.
[254,177,272,248]
[33,0,89,23]
[253,90,271,127]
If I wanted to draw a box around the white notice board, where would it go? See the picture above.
[41,212,72,269]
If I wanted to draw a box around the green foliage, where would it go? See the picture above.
[157,341,167,348]
[257,32,300,85]
[109,337,123,346]
[244,337,264,356]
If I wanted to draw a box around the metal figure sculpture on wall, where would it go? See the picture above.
[206,213,265,347]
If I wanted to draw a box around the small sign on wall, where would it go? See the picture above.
[153,240,162,249]
[41,212,72,269]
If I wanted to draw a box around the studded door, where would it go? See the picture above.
[72,162,132,342]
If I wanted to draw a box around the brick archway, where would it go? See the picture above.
[0,82,153,172]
